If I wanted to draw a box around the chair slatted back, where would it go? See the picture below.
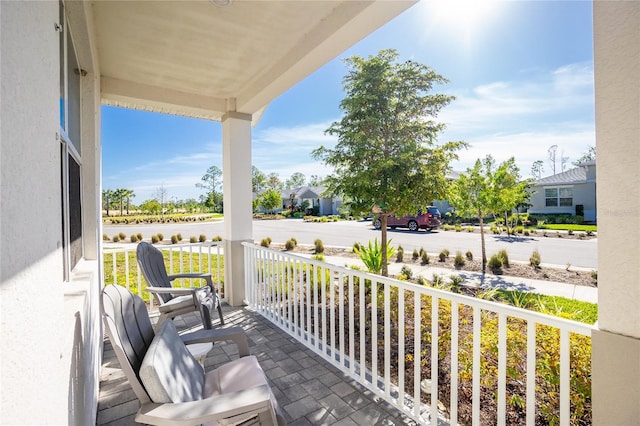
[101,284,156,404]
[137,242,173,303]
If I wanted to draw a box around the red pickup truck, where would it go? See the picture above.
[373,207,442,232]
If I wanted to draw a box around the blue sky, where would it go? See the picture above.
[102,0,595,203]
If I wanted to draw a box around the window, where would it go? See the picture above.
[545,186,573,207]
[60,2,83,279]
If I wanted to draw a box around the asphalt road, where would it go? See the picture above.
[104,218,598,269]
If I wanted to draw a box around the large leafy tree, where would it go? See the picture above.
[450,155,530,272]
[312,49,466,276]
[285,172,306,189]
[252,166,268,194]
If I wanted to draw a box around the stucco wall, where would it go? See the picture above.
[0,1,68,423]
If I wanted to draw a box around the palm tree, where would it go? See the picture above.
[124,189,135,214]
[114,188,127,216]
[102,189,115,216]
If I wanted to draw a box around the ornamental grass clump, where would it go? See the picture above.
[439,249,449,262]
[421,251,430,265]
[112,235,120,242]
[199,234,207,242]
[157,233,164,241]
[151,235,159,244]
[465,250,473,261]
[171,235,179,244]
[396,245,404,262]
[284,239,296,251]
[530,249,541,267]
[119,232,126,240]
[314,238,324,254]
[454,251,465,268]
[497,248,510,267]
[189,236,197,243]
[412,249,419,261]
[212,235,222,242]
[130,234,138,243]
[260,237,271,247]
[400,265,413,280]
[353,238,396,275]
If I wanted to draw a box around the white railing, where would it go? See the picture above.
[243,242,595,426]
[102,242,225,312]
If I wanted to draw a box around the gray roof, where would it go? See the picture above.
[534,166,588,185]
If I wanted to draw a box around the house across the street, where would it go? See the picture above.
[282,186,342,216]
[528,160,596,222]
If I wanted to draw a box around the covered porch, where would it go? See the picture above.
[0,1,638,425]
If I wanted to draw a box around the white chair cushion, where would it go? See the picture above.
[139,320,204,403]
[203,355,268,397]
[158,294,196,313]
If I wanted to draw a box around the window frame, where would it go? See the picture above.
[544,185,573,208]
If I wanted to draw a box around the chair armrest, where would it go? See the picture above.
[137,384,274,426]
[180,326,249,357]
[146,286,197,295]
[168,273,215,291]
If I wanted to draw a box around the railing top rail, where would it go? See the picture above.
[242,242,595,335]
[104,241,224,253]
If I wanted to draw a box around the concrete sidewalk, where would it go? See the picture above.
[302,253,598,304]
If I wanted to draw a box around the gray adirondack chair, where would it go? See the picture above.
[101,284,284,425]
[137,241,224,329]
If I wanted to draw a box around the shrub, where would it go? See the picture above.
[112,235,120,242]
[454,225,462,232]
[491,225,500,234]
[530,249,541,267]
[353,238,396,274]
[260,238,270,247]
[421,252,430,265]
[488,254,503,270]
[591,270,598,281]
[176,233,182,241]
[419,247,426,257]
[396,245,404,262]
[465,250,473,261]
[515,225,524,234]
[137,233,143,241]
[438,249,449,262]
[157,233,164,241]
[189,236,197,243]
[496,248,509,267]
[130,234,138,243]
[284,239,295,251]
[103,233,110,241]
[416,275,427,286]
[212,235,222,242]
[400,265,413,280]
[289,237,298,246]
[151,235,159,244]
[466,226,474,233]
[314,238,324,254]
[171,235,179,244]
[449,275,464,293]
[453,251,465,267]
[119,232,126,240]
[412,249,419,261]
[199,234,206,242]
[311,253,325,261]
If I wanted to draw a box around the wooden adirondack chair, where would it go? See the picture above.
[136,241,224,329]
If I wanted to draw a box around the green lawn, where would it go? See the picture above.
[538,223,597,232]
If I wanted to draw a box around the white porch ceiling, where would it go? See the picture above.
[89,0,416,123]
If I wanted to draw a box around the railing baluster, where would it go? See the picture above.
[473,306,481,425]
[314,259,319,352]
[339,271,345,367]
[527,320,536,426]
[431,295,439,422]
[398,288,405,408]
[293,259,298,335]
[371,279,378,392]
[124,248,130,290]
[413,291,421,419]
[348,274,355,376]
[384,281,391,398]
[498,313,507,426]
[306,262,311,345]
[321,262,327,358]
[112,251,116,285]
[359,271,365,384]
[560,329,570,426]
[451,301,459,425]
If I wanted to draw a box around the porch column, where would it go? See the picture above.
[592,2,640,424]
[221,111,253,306]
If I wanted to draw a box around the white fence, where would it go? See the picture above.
[243,242,595,426]
[102,242,225,312]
